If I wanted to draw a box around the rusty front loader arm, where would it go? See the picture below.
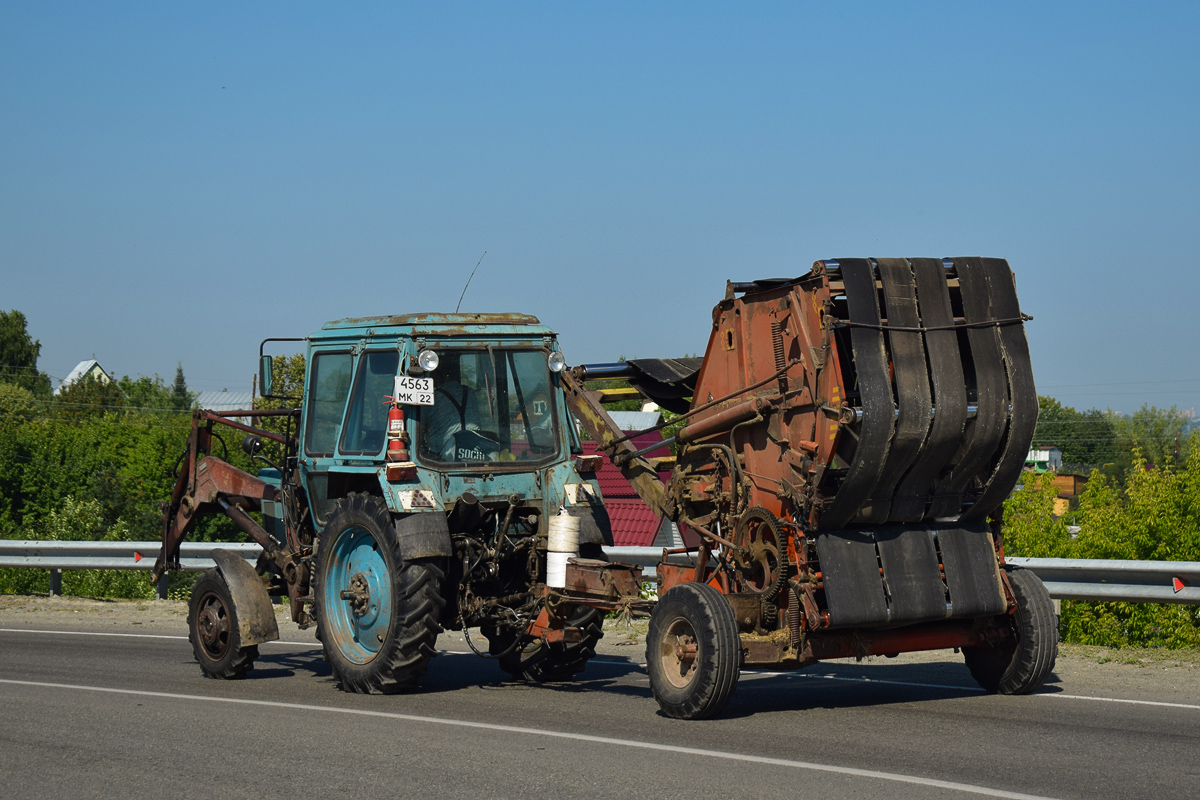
[152,409,303,589]
[559,367,671,518]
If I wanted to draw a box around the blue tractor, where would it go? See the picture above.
[154,313,647,693]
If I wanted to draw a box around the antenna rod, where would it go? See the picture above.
[455,251,487,313]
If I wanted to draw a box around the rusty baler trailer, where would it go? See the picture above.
[561,257,1056,719]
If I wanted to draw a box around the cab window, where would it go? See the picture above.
[339,351,400,455]
[418,349,559,466]
[304,352,353,456]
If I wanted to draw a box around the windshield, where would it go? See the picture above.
[417,349,560,466]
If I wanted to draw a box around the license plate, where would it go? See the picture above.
[393,375,435,406]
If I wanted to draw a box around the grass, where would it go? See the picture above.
[1061,642,1200,668]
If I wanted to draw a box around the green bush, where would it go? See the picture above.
[1003,437,1200,648]
[0,382,258,599]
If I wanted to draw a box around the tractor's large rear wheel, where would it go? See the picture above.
[963,566,1058,694]
[187,569,258,679]
[646,581,740,720]
[314,494,445,693]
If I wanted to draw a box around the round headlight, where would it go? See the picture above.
[418,349,440,372]
[547,351,566,373]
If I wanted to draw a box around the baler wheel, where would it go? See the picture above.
[646,581,741,720]
[963,566,1059,694]
[313,494,445,694]
[187,569,258,679]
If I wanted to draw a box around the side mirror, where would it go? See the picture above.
[259,355,274,397]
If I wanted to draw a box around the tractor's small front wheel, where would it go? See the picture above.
[646,581,741,720]
[187,569,258,679]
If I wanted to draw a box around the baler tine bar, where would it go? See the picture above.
[941,257,1010,517]
[872,258,933,523]
[960,258,1038,521]
[819,258,894,530]
[907,257,969,520]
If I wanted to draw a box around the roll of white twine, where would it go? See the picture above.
[546,551,573,589]
[547,514,580,554]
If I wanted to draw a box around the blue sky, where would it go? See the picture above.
[2,2,1197,415]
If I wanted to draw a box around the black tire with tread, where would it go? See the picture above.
[491,612,605,682]
[490,544,607,682]
[646,581,741,720]
[314,493,446,694]
[187,569,258,679]
[964,566,1059,694]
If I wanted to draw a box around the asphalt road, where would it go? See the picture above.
[1,621,1197,800]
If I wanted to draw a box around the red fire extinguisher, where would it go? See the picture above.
[386,401,409,463]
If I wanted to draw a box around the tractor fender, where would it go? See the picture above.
[395,511,453,559]
[211,549,280,646]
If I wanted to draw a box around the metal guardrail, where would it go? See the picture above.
[609,548,1200,605]
[1006,557,1200,605]
[2,541,1197,606]
[0,541,263,599]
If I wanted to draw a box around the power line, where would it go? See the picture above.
[1038,378,1200,388]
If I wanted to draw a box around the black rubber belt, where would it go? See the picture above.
[960,258,1038,522]
[820,258,894,530]
[873,258,933,523]
[908,258,968,520]
[814,530,891,627]
[936,524,1007,617]
[874,525,949,623]
[942,257,1010,519]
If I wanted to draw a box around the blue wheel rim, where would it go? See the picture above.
[321,524,393,664]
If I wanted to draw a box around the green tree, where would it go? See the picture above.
[253,353,306,452]
[171,363,194,410]
[1000,472,1073,558]
[1112,404,1190,473]
[255,353,306,407]
[117,374,177,412]
[0,310,52,397]
[1033,396,1119,474]
[1003,437,1200,648]
[0,381,39,423]
[54,373,125,418]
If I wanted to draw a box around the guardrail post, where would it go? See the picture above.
[156,574,169,601]
[49,569,62,597]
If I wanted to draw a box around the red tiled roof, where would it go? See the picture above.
[583,432,671,545]
[583,437,671,498]
[606,500,663,547]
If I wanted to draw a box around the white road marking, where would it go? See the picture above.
[4,628,1197,712]
[0,627,319,648]
[1048,693,1200,711]
[0,676,1057,800]
[773,670,987,693]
